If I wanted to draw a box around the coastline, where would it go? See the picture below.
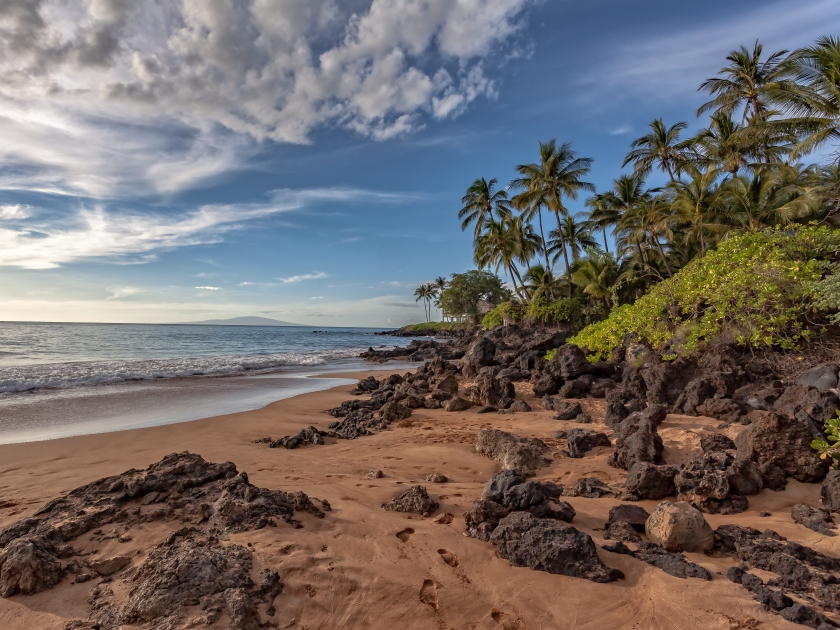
[0,369,824,629]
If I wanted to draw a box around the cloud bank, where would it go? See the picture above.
[0,0,532,197]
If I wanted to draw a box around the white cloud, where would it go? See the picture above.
[280,272,329,283]
[0,204,32,220]
[310,296,324,299]
[609,125,632,136]
[0,187,415,269]
[0,0,532,197]
[195,286,220,291]
[107,286,145,299]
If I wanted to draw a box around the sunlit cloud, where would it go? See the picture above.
[107,286,145,300]
[0,204,32,220]
[280,272,329,283]
[195,286,220,291]
[311,296,325,300]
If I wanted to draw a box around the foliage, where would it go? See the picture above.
[439,270,511,322]
[545,348,557,361]
[397,321,470,334]
[481,301,525,329]
[812,411,840,469]
[568,226,840,360]
[813,263,840,324]
[526,296,581,326]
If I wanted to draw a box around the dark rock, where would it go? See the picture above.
[822,470,840,512]
[791,504,836,536]
[381,485,438,517]
[463,500,510,541]
[549,345,593,380]
[443,397,473,412]
[674,371,743,416]
[602,541,633,554]
[608,404,667,471]
[475,429,551,477]
[674,451,757,514]
[624,462,678,500]
[795,364,840,392]
[641,358,698,407]
[604,521,641,543]
[549,400,582,420]
[351,376,380,394]
[476,405,498,414]
[589,378,616,398]
[567,478,612,498]
[461,337,497,376]
[573,413,593,424]
[532,373,561,397]
[566,430,611,459]
[424,398,442,409]
[604,401,630,430]
[697,398,743,424]
[700,433,736,453]
[735,411,828,482]
[774,385,839,430]
[482,470,525,503]
[734,383,784,412]
[558,375,592,399]
[780,603,838,629]
[269,426,325,449]
[508,400,531,413]
[606,505,650,532]
[433,374,459,395]
[379,401,413,423]
[489,512,623,583]
[727,459,764,497]
[760,462,789,492]
[630,542,712,580]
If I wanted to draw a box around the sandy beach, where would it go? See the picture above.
[0,369,832,630]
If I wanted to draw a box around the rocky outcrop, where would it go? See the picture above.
[608,404,667,471]
[673,451,760,514]
[629,541,712,580]
[269,426,326,449]
[462,337,497,377]
[735,411,828,482]
[795,363,840,392]
[0,535,65,597]
[490,512,623,583]
[791,504,836,536]
[475,430,552,477]
[381,485,438,517]
[544,398,582,419]
[645,501,714,553]
[623,462,678,500]
[565,429,610,459]
[773,384,839,431]
[443,396,473,412]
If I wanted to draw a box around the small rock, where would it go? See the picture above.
[443,397,473,412]
[566,478,612,498]
[367,470,384,479]
[551,401,583,420]
[645,501,714,553]
[475,429,551,477]
[508,400,532,413]
[89,555,131,577]
[623,462,677,500]
[476,405,498,414]
[700,433,736,453]
[565,429,611,459]
[381,485,438,517]
[573,413,593,424]
[760,511,771,517]
[604,521,641,543]
[606,505,650,532]
[791,504,836,536]
[426,473,448,483]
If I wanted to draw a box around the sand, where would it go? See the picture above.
[0,370,835,629]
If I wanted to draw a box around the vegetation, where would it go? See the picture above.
[567,226,840,360]
[396,321,471,334]
[438,270,511,323]
[812,411,840,469]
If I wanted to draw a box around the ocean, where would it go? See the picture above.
[0,322,417,444]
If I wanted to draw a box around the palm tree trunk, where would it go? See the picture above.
[509,263,529,301]
[535,208,551,274]
[654,238,673,278]
[602,228,610,254]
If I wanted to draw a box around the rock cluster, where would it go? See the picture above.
[475,429,552,477]
[0,452,324,629]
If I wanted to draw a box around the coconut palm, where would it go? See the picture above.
[459,177,511,240]
[721,164,815,231]
[510,140,595,295]
[571,250,620,309]
[474,216,540,300]
[623,118,689,181]
[684,112,752,178]
[548,212,599,266]
[697,40,794,121]
[667,165,726,253]
[523,263,563,302]
[414,284,433,322]
[602,174,653,270]
[638,195,676,278]
[584,193,620,253]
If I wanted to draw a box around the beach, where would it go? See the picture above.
[0,369,827,629]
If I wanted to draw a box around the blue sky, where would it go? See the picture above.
[0,0,837,326]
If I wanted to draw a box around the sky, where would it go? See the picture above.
[0,0,837,327]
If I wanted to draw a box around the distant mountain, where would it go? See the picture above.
[176,316,305,327]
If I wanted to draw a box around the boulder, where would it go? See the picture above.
[631,542,712,580]
[475,430,552,477]
[735,411,828,482]
[822,469,840,512]
[567,478,612,498]
[558,375,592,399]
[641,358,698,407]
[795,363,840,392]
[443,397,473,412]
[700,433,736,453]
[463,500,510,541]
[773,384,839,429]
[381,485,438,517]
[645,501,714,553]
[606,505,650,532]
[433,375,459,395]
[490,512,623,583]
[604,521,641,543]
[791,504,836,536]
[549,400,582,420]
[565,430,610,459]
[482,470,525,503]
[696,398,743,424]
[604,401,630,430]
[674,451,759,514]
[89,555,131,577]
[532,373,561,397]
[462,337,497,375]
[549,345,592,380]
[269,426,326,449]
[379,402,412,423]
[0,535,64,597]
[509,400,532,413]
[608,404,667,471]
[733,383,784,412]
[759,462,788,492]
[589,378,616,398]
[623,463,678,500]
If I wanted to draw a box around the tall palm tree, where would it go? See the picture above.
[523,263,562,302]
[668,165,726,253]
[584,193,619,253]
[548,212,599,266]
[721,165,815,231]
[684,112,752,178]
[571,251,620,309]
[510,140,595,295]
[623,118,689,181]
[787,35,840,158]
[459,177,511,240]
[474,216,540,301]
[602,174,652,270]
[414,284,432,322]
[638,195,676,278]
[697,40,794,121]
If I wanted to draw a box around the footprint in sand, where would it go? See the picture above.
[396,528,414,542]
[437,549,460,567]
[491,610,526,630]
[419,579,439,610]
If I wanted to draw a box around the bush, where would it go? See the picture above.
[482,301,525,329]
[814,263,840,325]
[568,226,840,361]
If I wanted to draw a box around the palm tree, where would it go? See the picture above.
[684,112,752,178]
[697,40,794,122]
[523,263,562,302]
[623,118,689,181]
[414,284,432,322]
[787,35,840,158]
[548,212,599,266]
[510,140,595,295]
[668,164,726,253]
[638,195,676,278]
[602,174,652,270]
[721,165,815,231]
[584,193,620,253]
[459,177,511,240]
[474,216,540,301]
[571,251,620,309]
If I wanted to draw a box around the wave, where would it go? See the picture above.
[0,348,368,394]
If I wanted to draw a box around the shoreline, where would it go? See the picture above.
[0,367,826,629]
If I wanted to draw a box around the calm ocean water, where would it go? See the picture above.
[0,322,416,443]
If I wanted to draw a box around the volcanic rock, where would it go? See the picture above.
[623,462,678,500]
[381,485,438,517]
[645,501,714,553]
[476,429,552,477]
[791,504,836,536]
[565,429,610,459]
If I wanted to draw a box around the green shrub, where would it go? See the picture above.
[813,263,840,325]
[812,411,840,469]
[482,301,525,329]
[526,297,581,326]
[568,226,840,361]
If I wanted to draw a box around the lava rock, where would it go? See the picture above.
[551,401,583,420]
[623,462,678,500]
[549,345,593,380]
[606,505,651,532]
[645,501,714,553]
[269,426,325,449]
[565,429,611,459]
[0,535,64,597]
[482,470,526,503]
[795,364,840,392]
[822,470,840,512]
[566,478,612,498]
[696,398,743,424]
[443,397,473,412]
[381,485,438,517]
[700,433,736,453]
[463,500,510,541]
[475,429,552,477]
[791,504,836,536]
[426,473,448,483]
[608,404,667,471]
[604,521,641,543]
[509,400,532,413]
[631,541,712,580]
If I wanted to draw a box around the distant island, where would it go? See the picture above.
[176,316,305,327]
